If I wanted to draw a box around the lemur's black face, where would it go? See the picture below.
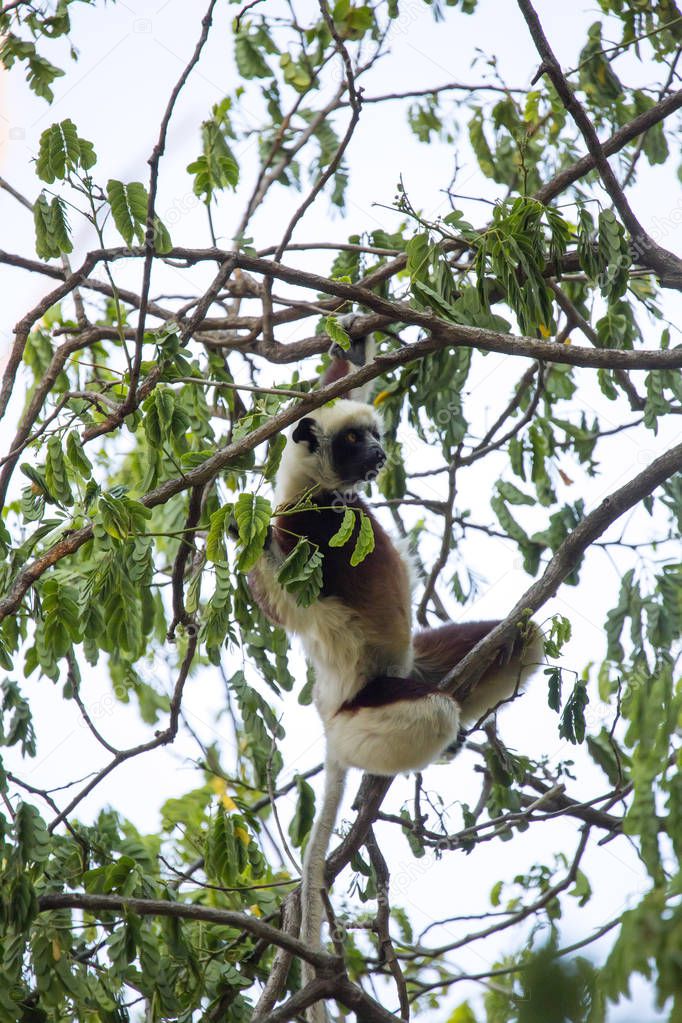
[331,423,386,485]
[291,415,386,488]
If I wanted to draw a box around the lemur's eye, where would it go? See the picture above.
[346,430,359,444]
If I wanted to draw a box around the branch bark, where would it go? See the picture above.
[439,437,682,698]
[519,0,682,288]
[38,891,333,966]
[2,301,680,626]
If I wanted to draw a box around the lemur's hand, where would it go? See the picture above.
[495,622,535,666]
[329,313,368,365]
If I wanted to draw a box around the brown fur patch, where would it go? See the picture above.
[339,674,452,711]
[274,493,411,654]
[320,358,351,387]
[413,621,503,682]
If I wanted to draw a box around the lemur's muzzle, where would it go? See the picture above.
[364,440,386,474]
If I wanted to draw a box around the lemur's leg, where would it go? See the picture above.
[413,620,544,725]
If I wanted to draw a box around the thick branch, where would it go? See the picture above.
[440,437,682,698]
[535,88,682,207]
[38,892,403,1023]
[169,248,682,368]
[38,891,332,967]
[5,246,681,374]
[519,0,682,288]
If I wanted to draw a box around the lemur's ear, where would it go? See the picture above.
[292,418,319,451]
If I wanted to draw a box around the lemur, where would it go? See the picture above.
[246,388,543,1022]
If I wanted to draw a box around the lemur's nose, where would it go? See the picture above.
[368,443,386,469]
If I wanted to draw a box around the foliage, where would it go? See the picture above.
[0,0,681,1021]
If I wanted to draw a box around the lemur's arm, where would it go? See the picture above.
[321,312,376,401]
[227,517,300,630]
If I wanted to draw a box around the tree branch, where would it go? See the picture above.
[519,0,682,288]
[439,437,682,698]
[48,633,198,832]
[534,88,682,207]
[2,299,680,627]
[129,0,219,407]
[38,891,333,967]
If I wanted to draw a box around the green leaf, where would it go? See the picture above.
[186,561,203,613]
[187,119,239,202]
[490,879,503,907]
[263,433,286,482]
[234,493,271,572]
[98,492,151,541]
[350,511,375,566]
[0,635,15,673]
[206,505,232,564]
[83,855,138,895]
[328,506,355,548]
[546,666,562,713]
[45,435,73,505]
[587,729,628,787]
[559,681,589,744]
[65,430,92,479]
[36,118,79,181]
[400,808,426,858]
[106,179,148,246]
[497,481,535,506]
[490,494,529,545]
[34,192,73,259]
[234,32,271,79]
[27,53,65,102]
[41,576,81,656]
[569,868,592,907]
[288,776,316,847]
[36,118,96,182]
[446,1003,478,1023]
[15,801,50,863]
[405,232,432,283]
[324,315,351,351]
[1,34,67,102]
[277,538,323,606]
[7,873,38,930]
[153,215,173,254]
[201,563,233,653]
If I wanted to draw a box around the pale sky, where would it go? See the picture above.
[1,2,681,1019]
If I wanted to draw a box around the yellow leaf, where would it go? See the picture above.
[446,1002,477,1023]
[373,389,391,406]
[211,776,237,811]
[51,938,62,962]
[538,322,552,339]
[249,903,263,917]
[235,825,249,845]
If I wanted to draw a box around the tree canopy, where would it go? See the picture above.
[1,0,682,1020]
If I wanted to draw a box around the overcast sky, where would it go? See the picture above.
[2,2,681,1019]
